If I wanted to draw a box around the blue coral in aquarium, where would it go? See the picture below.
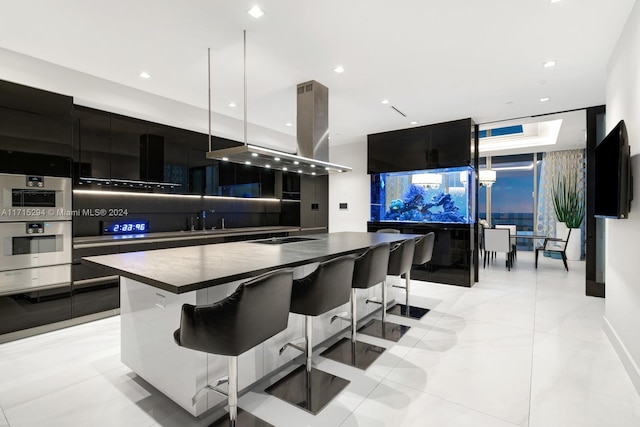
[383,184,466,223]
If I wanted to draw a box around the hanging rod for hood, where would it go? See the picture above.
[205,31,351,175]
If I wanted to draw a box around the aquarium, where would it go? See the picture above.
[370,166,475,224]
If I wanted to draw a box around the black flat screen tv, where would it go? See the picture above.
[595,119,633,219]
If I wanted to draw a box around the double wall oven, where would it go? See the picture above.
[0,173,72,338]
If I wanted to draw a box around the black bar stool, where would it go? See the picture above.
[173,269,293,427]
[321,242,389,369]
[358,238,414,342]
[266,255,355,415]
[387,232,434,319]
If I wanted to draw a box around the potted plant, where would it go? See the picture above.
[552,174,584,260]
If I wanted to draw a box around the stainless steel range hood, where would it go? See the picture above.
[204,33,351,175]
[206,79,351,175]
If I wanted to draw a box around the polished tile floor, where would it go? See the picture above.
[1,252,640,427]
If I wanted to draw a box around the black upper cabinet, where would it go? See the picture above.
[110,117,145,181]
[74,107,110,179]
[148,124,189,190]
[368,118,474,173]
[0,80,72,177]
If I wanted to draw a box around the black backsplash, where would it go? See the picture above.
[73,191,282,237]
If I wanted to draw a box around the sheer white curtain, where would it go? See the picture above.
[536,149,586,257]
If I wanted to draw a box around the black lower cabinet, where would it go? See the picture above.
[368,222,476,287]
[72,247,120,317]
[0,285,72,335]
[72,279,120,318]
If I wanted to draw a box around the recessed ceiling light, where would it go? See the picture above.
[310,164,316,168]
[540,97,550,102]
[543,60,556,68]
[285,122,292,127]
[139,72,151,79]
[228,102,237,108]
[325,167,330,171]
[311,172,316,176]
[282,167,288,171]
[381,99,390,105]
[251,153,258,157]
[334,66,345,74]
[247,6,264,18]
[293,161,299,165]
[245,161,251,165]
[274,157,280,161]
[410,121,418,125]
[298,169,303,173]
[222,157,229,161]
[265,164,271,168]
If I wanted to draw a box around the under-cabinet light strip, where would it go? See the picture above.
[73,189,281,202]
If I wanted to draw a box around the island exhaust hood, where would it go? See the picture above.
[205,33,351,175]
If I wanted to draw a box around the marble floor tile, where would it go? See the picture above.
[0,407,8,427]
[386,315,533,426]
[534,294,607,344]
[0,316,122,410]
[3,365,188,427]
[340,379,519,427]
[529,332,640,427]
[446,288,536,331]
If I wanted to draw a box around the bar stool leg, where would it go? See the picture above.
[305,315,313,372]
[386,270,430,320]
[381,279,388,324]
[350,289,357,343]
[228,356,238,424]
[405,272,410,311]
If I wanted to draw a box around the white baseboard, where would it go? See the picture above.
[604,316,640,396]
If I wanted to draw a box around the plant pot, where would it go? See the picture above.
[556,221,581,261]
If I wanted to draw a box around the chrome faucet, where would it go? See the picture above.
[200,210,207,231]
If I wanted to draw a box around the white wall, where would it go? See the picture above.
[604,0,640,395]
[328,138,369,232]
[0,47,296,153]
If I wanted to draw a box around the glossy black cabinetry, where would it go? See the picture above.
[0,286,72,336]
[300,174,328,231]
[368,222,476,287]
[73,106,280,197]
[0,79,72,177]
[368,118,474,173]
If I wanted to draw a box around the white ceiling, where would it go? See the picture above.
[0,0,635,152]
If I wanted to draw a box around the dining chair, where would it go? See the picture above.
[483,228,514,271]
[535,228,571,271]
[495,224,517,260]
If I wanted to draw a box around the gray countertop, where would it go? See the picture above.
[74,226,302,248]
[82,232,419,294]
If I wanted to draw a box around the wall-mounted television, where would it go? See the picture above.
[595,119,633,218]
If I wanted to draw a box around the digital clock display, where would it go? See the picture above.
[102,220,149,235]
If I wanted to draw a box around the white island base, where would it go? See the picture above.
[120,270,395,417]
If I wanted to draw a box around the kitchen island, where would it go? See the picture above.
[83,231,418,416]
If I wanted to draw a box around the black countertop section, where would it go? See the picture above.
[73,226,301,248]
[82,232,418,294]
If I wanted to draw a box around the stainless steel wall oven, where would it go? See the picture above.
[0,174,72,339]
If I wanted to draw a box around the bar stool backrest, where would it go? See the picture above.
[353,242,390,289]
[413,232,435,265]
[174,269,293,356]
[387,238,416,276]
[290,255,355,316]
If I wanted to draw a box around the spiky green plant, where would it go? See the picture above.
[552,174,585,229]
